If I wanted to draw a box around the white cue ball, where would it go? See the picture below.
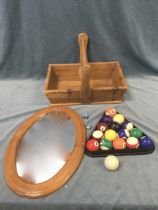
[104,155,119,171]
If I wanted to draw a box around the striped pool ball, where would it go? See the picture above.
[118,129,130,139]
[121,121,133,131]
[126,137,139,149]
[92,130,103,140]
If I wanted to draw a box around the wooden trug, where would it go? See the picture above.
[44,33,128,105]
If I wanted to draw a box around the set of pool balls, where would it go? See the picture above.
[86,108,155,157]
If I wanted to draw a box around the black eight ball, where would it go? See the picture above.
[109,121,120,132]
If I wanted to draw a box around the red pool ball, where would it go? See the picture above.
[86,139,100,151]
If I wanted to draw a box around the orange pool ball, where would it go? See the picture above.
[113,137,126,150]
[105,108,117,117]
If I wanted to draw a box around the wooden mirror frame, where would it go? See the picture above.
[4,106,86,199]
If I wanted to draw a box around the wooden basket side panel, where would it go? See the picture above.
[46,90,80,104]
[44,65,57,90]
[114,62,128,88]
[91,89,127,102]
[52,64,80,81]
[90,62,116,80]
[113,88,127,100]
[110,63,121,88]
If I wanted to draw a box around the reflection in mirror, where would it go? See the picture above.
[16,112,76,184]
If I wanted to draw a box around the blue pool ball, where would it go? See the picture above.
[101,115,112,125]
[139,136,154,148]
[118,129,130,139]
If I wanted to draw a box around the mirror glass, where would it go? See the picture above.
[16,111,76,184]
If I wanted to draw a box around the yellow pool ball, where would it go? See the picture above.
[113,114,125,124]
[104,129,117,141]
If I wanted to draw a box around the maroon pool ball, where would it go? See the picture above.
[97,122,108,132]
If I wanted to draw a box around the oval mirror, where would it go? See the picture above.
[4,106,86,198]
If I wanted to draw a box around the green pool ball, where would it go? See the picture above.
[130,128,143,139]
[100,139,112,150]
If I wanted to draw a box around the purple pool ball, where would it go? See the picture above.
[101,115,112,125]
[139,136,154,148]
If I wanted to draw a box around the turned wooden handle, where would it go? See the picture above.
[78,33,91,103]
[78,33,89,66]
